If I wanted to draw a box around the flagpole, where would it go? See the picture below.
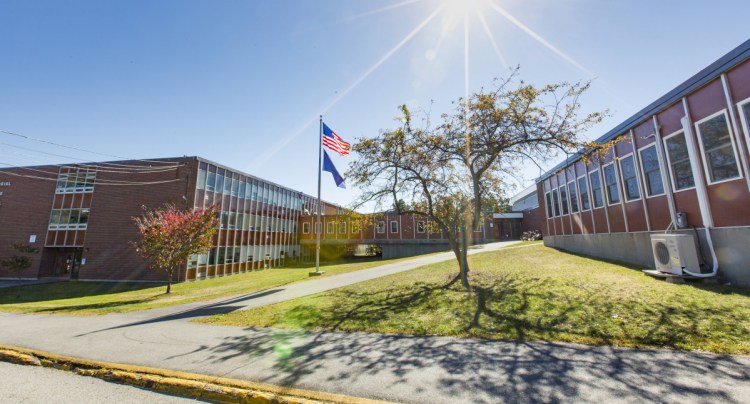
[313,115,324,276]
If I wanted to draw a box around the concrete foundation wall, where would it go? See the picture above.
[545,227,750,287]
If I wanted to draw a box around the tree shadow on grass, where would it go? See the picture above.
[189,269,750,402]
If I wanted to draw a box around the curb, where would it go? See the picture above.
[0,345,391,404]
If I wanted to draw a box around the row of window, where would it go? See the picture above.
[55,171,96,194]
[218,212,297,233]
[301,220,433,235]
[188,244,297,268]
[197,167,304,211]
[545,106,748,218]
[48,208,90,230]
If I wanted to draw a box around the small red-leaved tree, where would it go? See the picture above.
[133,204,218,294]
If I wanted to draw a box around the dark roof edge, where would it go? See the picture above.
[538,38,750,182]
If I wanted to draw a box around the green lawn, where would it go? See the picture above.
[0,257,415,315]
[200,244,750,354]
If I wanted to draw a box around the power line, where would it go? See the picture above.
[0,129,182,166]
[0,142,182,171]
[0,147,182,174]
[0,162,185,186]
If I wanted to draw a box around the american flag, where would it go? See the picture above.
[322,123,351,156]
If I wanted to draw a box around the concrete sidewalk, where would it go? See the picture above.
[1,241,749,403]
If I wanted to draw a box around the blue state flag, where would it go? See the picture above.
[322,150,346,189]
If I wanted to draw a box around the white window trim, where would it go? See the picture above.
[588,169,605,209]
[600,163,621,206]
[326,222,334,234]
[576,174,591,212]
[339,222,346,234]
[390,220,399,233]
[617,152,642,202]
[694,109,744,186]
[559,183,570,216]
[416,220,426,233]
[377,221,385,234]
[736,96,750,156]
[544,191,553,217]
[567,180,580,213]
[662,129,697,193]
[551,187,560,217]
[637,143,667,198]
[302,222,310,234]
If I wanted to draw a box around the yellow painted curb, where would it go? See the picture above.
[0,345,392,404]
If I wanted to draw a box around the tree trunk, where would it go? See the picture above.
[458,226,470,290]
[166,270,172,294]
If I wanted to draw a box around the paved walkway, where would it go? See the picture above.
[1,241,750,403]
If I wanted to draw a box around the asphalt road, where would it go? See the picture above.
[1,241,749,403]
[0,361,200,403]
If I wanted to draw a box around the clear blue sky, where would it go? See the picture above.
[1,0,749,207]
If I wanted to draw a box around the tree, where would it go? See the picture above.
[1,243,39,279]
[348,71,606,290]
[133,204,218,294]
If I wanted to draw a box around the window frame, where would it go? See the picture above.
[601,163,621,206]
[544,192,553,218]
[694,109,743,185]
[588,169,604,208]
[559,183,569,215]
[416,220,426,233]
[377,221,385,234]
[339,221,346,234]
[662,129,696,193]
[637,143,666,198]
[736,97,750,157]
[617,152,642,202]
[567,180,579,213]
[302,222,310,234]
[390,220,399,233]
[326,222,334,234]
[576,175,591,211]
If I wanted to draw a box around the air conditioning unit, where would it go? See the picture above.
[650,234,700,275]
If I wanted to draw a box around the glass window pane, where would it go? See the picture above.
[578,177,590,210]
[603,165,620,204]
[589,172,603,208]
[698,114,739,182]
[620,156,640,200]
[197,169,206,190]
[665,132,695,190]
[559,185,569,215]
[551,189,560,216]
[568,182,578,213]
[206,171,216,192]
[639,146,664,196]
[545,193,553,217]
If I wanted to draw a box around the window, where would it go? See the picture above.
[602,164,620,204]
[695,111,741,184]
[619,155,640,201]
[223,175,232,195]
[377,221,385,233]
[664,131,695,191]
[55,171,96,194]
[589,170,604,208]
[551,188,560,216]
[577,176,590,211]
[48,208,90,230]
[339,221,346,234]
[559,185,569,215]
[206,171,216,192]
[197,168,207,190]
[239,181,246,199]
[351,221,360,233]
[568,181,579,213]
[390,220,399,233]
[416,221,426,233]
[216,173,224,194]
[638,145,665,197]
[327,222,334,234]
[545,192,553,217]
